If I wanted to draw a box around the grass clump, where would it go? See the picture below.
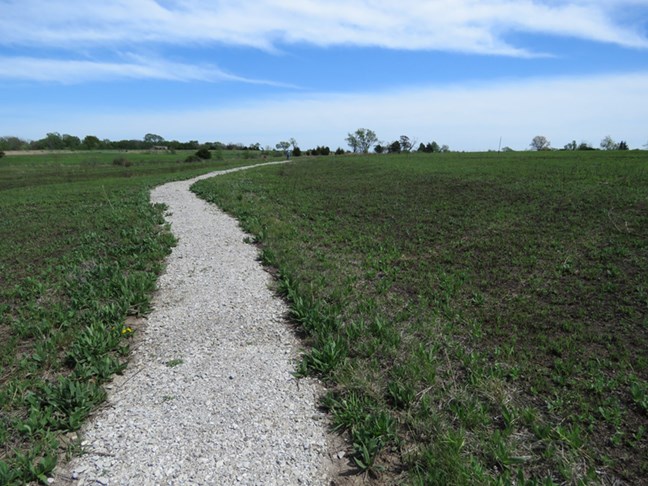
[112,156,132,167]
[192,150,648,484]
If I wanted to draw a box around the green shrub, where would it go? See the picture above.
[195,148,212,160]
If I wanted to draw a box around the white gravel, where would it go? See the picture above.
[53,162,333,485]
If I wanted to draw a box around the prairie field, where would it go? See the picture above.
[1,149,646,485]
[0,150,273,484]
[192,151,648,484]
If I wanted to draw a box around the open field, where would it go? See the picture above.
[192,151,648,484]
[0,150,278,484]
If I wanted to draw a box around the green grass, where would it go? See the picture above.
[0,149,278,484]
[192,151,648,484]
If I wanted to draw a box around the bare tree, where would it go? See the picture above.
[530,135,550,151]
[564,140,577,151]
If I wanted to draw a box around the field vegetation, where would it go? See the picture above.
[0,150,277,484]
[192,151,648,484]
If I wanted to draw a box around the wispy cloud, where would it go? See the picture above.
[0,54,297,86]
[1,0,647,55]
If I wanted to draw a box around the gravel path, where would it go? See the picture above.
[54,162,333,485]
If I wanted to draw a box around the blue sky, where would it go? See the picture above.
[1,0,648,151]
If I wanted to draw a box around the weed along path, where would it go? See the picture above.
[54,161,333,485]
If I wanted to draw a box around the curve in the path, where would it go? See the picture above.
[54,161,332,485]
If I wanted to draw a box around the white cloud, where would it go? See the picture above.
[0,55,296,86]
[1,0,647,55]
[7,71,648,151]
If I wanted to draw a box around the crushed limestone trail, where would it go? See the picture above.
[55,162,332,485]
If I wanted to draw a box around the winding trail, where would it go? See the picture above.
[54,162,333,485]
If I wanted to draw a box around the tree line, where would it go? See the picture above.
[2,131,643,156]
[531,134,631,151]
[0,133,267,152]
[345,128,449,154]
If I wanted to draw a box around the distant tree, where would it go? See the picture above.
[276,140,292,158]
[388,141,401,153]
[564,140,577,151]
[220,143,238,150]
[62,134,81,149]
[374,144,384,154]
[310,146,331,156]
[289,138,299,150]
[293,146,302,157]
[0,136,27,151]
[345,128,378,154]
[345,135,359,153]
[144,133,165,145]
[530,135,550,151]
[501,146,515,152]
[417,143,426,152]
[335,147,346,155]
[578,142,595,150]
[399,135,413,152]
[82,135,102,150]
[276,141,290,151]
[34,132,66,150]
[600,135,619,151]
[126,139,148,149]
[48,132,64,149]
[618,140,629,150]
[417,141,448,153]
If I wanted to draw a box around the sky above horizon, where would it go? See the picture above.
[1,0,648,151]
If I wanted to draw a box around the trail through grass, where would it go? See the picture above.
[193,151,648,484]
[0,150,276,484]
